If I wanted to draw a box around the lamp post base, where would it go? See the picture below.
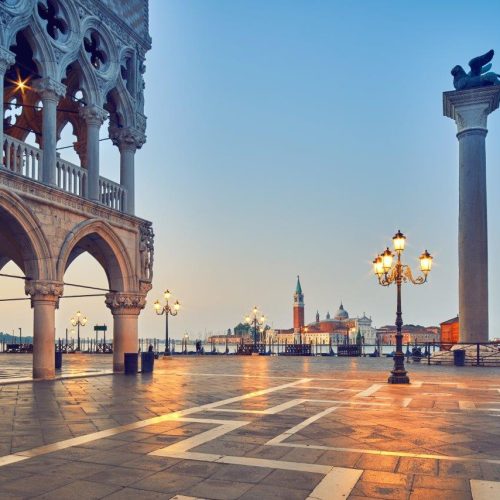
[388,371,410,384]
[164,349,170,356]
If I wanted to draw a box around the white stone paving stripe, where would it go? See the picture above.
[355,383,383,397]
[266,406,339,445]
[470,479,500,500]
[0,377,311,467]
[307,467,363,500]
[402,397,412,407]
[273,442,500,465]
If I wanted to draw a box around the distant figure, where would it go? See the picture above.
[148,344,153,352]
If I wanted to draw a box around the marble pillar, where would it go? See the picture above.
[25,280,64,379]
[80,105,107,202]
[110,127,146,215]
[33,79,66,186]
[106,292,146,372]
[444,86,500,343]
[0,48,15,164]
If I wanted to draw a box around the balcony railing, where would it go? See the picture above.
[2,135,126,212]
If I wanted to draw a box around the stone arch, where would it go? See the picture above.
[0,188,52,280]
[57,219,134,293]
[9,18,58,79]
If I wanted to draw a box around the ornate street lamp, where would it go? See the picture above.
[154,289,180,355]
[373,230,432,384]
[70,310,87,352]
[245,306,266,352]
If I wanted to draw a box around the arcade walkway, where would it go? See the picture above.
[0,356,498,499]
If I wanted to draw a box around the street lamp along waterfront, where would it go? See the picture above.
[245,306,266,352]
[154,290,180,355]
[70,311,87,352]
[373,230,432,384]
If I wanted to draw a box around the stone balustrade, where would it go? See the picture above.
[99,176,127,212]
[2,134,127,213]
[56,157,88,197]
[3,135,42,181]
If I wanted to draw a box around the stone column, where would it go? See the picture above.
[105,292,146,372]
[110,127,146,215]
[80,105,107,202]
[444,86,500,343]
[25,280,64,379]
[0,48,15,164]
[33,78,66,186]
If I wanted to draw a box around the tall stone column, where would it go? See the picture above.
[105,292,146,372]
[33,78,66,186]
[444,86,500,342]
[110,127,146,215]
[80,105,107,202]
[25,280,64,379]
[0,48,15,164]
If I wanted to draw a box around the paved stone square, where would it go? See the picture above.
[0,356,499,499]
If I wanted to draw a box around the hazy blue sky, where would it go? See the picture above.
[3,0,500,341]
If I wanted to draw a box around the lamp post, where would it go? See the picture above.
[70,311,87,352]
[154,289,180,355]
[245,306,266,352]
[373,230,432,384]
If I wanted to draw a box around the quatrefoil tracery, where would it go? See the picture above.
[37,0,68,41]
[84,31,107,71]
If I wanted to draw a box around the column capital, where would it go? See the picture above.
[105,292,146,315]
[109,126,146,151]
[443,86,500,134]
[80,104,108,126]
[32,78,66,102]
[0,47,15,74]
[25,280,64,307]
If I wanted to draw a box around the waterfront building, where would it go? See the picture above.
[268,277,377,345]
[440,316,459,344]
[376,324,440,345]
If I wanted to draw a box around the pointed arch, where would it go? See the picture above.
[0,188,52,280]
[57,219,134,292]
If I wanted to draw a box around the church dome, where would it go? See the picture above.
[335,303,349,320]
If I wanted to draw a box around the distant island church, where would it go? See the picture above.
[267,276,377,345]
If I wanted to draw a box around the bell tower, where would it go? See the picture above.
[293,275,305,331]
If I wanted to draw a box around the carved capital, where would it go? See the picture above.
[25,280,64,308]
[109,126,146,151]
[105,292,146,315]
[0,47,15,74]
[443,86,500,134]
[80,105,108,126]
[33,78,67,102]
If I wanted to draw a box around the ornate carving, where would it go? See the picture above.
[0,47,15,74]
[443,85,500,134]
[33,77,67,101]
[109,125,146,151]
[25,280,64,307]
[105,292,146,314]
[452,50,500,91]
[139,280,152,294]
[79,104,108,126]
[139,222,154,282]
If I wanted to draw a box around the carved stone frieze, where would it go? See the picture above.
[105,291,147,314]
[33,78,67,101]
[79,104,108,126]
[109,125,146,151]
[0,47,15,74]
[25,280,64,307]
